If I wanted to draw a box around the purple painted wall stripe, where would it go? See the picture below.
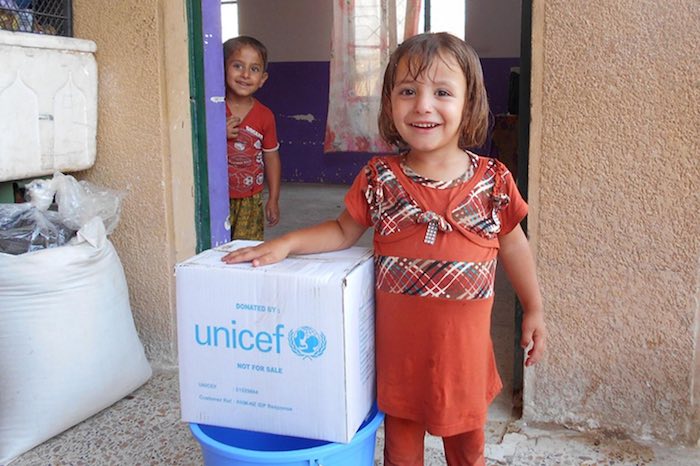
[202,0,229,247]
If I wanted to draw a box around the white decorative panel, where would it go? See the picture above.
[0,30,97,182]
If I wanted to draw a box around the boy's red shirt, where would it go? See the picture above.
[226,99,279,199]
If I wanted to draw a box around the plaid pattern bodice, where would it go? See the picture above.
[356,153,519,301]
[364,154,511,241]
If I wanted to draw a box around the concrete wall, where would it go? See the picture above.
[525,0,700,445]
[72,0,195,367]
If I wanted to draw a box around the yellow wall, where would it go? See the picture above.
[526,0,700,444]
[72,0,195,367]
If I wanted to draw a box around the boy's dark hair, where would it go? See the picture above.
[378,32,490,150]
[223,36,268,70]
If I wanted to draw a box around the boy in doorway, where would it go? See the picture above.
[223,36,281,240]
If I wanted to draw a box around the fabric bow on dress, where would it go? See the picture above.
[416,211,452,244]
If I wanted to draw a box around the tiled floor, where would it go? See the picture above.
[6,183,700,465]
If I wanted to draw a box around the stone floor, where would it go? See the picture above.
[8,369,699,466]
[6,183,700,465]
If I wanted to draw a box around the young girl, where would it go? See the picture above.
[222,32,547,466]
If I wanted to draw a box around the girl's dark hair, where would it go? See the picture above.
[223,35,268,70]
[378,32,490,150]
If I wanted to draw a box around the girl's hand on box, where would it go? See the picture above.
[222,210,367,268]
[221,237,290,267]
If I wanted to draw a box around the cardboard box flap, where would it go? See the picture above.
[176,241,372,282]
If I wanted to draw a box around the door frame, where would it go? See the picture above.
[187,0,534,408]
[186,0,229,252]
[512,0,533,406]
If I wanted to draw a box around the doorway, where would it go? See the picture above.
[188,0,532,421]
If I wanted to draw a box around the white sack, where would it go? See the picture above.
[0,219,152,464]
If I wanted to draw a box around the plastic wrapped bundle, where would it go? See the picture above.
[0,204,75,254]
[0,172,124,254]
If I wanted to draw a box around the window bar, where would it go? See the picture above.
[386,0,397,50]
[424,0,430,32]
[65,0,72,36]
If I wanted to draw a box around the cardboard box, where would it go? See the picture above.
[176,241,375,443]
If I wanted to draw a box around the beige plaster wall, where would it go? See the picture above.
[525,0,700,445]
[72,1,195,367]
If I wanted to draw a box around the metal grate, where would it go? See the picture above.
[0,0,72,37]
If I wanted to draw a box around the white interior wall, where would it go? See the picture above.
[238,0,332,62]
[238,1,520,63]
[466,0,521,57]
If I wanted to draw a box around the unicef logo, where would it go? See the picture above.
[288,326,327,359]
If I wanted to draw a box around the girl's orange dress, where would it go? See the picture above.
[345,153,527,436]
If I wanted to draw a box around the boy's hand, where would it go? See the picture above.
[266,200,280,226]
[226,116,241,139]
[221,237,290,267]
[521,311,547,367]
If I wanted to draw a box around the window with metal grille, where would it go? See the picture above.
[0,0,72,37]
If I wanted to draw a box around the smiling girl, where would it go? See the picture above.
[222,32,547,466]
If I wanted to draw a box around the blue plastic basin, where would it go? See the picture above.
[190,406,384,466]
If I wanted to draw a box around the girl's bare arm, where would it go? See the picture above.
[498,224,548,366]
[221,209,367,267]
